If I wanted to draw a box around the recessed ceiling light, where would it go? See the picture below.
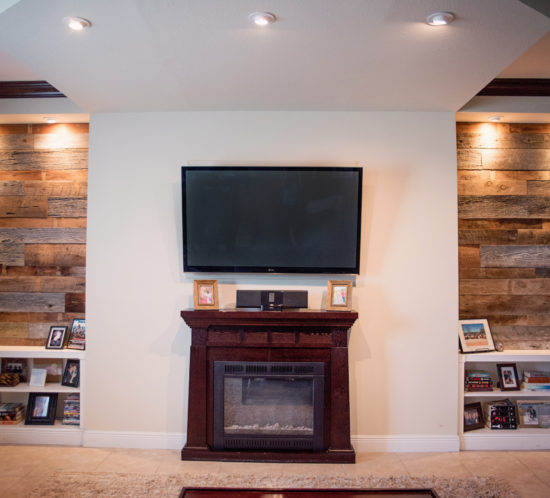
[63,16,92,31]
[426,11,455,26]
[44,117,57,124]
[488,116,502,122]
[248,12,276,26]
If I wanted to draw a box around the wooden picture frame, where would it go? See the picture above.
[193,280,219,310]
[497,363,521,391]
[25,393,58,425]
[67,318,86,350]
[61,359,80,388]
[517,400,542,428]
[45,326,67,350]
[458,319,495,353]
[326,280,352,311]
[463,402,485,432]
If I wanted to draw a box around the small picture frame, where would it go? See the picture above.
[517,400,542,428]
[67,318,86,350]
[326,280,352,311]
[496,363,521,391]
[193,280,219,310]
[538,402,550,428]
[61,359,80,388]
[45,326,67,349]
[25,393,58,425]
[463,402,485,432]
[1,358,28,382]
[458,319,495,353]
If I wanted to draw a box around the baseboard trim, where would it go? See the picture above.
[83,430,184,450]
[351,435,460,452]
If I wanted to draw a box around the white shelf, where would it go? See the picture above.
[0,345,85,359]
[462,427,550,451]
[0,420,82,446]
[460,350,550,363]
[465,389,550,398]
[0,382,80,394]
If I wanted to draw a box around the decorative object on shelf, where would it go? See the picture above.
[33,359,63,382]
[517,400,542,428]
[61,359,80,388]
[465,370,493,392]
[0,372,20,386]
[25,393,58,425]
[0,402,25,424]
[326,280,352,311]
[45,325,68,349]
[496,341,505,352]
[62,393,80,425]
[463,402,485,431]
[487,399,517,430]
[67,318,86,350]
[193,280,219,310]
[29,368,47,387]
[1,358,28,382]
[522,370,550,391]
[538,403,550,428]
[458,319,495,353]
[496,363,521,391]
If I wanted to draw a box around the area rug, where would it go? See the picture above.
[29,471,518,498]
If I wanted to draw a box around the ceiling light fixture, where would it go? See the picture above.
[426,11,455,26]
[488,116,502,122]
[63,16,92,31]
[44,117,57,124]
[248,12,276,26]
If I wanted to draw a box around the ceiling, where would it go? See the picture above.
[0,0,549,118]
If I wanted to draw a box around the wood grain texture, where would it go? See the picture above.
[458,196,550,218]
[0,276,85,292]
[0,150,88,171]
[0,196,47,217]
[0,292,65,312]
[0,228,86,243]
[0,322,28,338]
[480,246,550,268]
[24,244,86,266]
[0,181,24,195]
[48,198,87,217]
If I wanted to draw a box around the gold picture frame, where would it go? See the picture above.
[326,280,352,311]
[193,280,219,310]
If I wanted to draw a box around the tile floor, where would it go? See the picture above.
[0,446,549,497]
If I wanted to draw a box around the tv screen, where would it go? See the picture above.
[181,166,362,274]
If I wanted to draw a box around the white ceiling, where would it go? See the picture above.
[0,0,548,116]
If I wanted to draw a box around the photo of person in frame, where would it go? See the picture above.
[50,329,63,347]
[199,285,214,305]
[332,285,347,306]
[32,396,49,418]
[62,360,79,388]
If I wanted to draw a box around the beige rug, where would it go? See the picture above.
[29,471,518,498]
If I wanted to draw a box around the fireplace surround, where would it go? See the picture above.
[180,309,358,463]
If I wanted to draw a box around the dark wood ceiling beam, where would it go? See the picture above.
[478,78,550,97]
[0,81,65,98]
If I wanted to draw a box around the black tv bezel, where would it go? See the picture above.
[181,166,363,274]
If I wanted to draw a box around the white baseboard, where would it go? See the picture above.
[83,430,184,450]
[351,435,460,452]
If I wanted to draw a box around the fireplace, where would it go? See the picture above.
[180,309,358,463]
[213,361,324,451]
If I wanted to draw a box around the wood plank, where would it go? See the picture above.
[465,315,550,327]
[0,170,43,181]
[490,326,550,347]
[0,337,46,346]
[458,196,550,218]
[536,268,550,277]
[23,181,87,197]
[0,311,84,323]
[48,198,87,217]
[510,279,550,295]
[460,295,550,315]
[459,245,480,268]
[527,180,550,195]
[458,229,518,245]
[0,228,86,243]
[481,149,550,170]
[509,123,550,134]
[459,219,542,229]
[456,149,481,169]
[0,218,87,228]
[0,150,88,171]
[481,245,550,268]
[0,276,85,292]
[458,180,526,195]
[34,133,89,150]
[2,266,86,277]
[0,292,65,312]
[0,134,33,150]
[0,241,24,266]
[460,278,550,295]
[29,322,71,339]
[44,170,87,181]
[0,181,24,195]
[0,125,29,135]
[0,196,47,217]
[457,132,550,149]
[459,268,535,279]
[0,322,28,338]
[31,124,89,135]
[24,244,86,266]
[65,292,85,313]
[516,230,550,245]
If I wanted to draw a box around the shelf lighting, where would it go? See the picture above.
[63,16,92,31]
[249,12,276,26]
[426,11,455,26]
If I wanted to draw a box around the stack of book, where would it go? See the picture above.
[62,394,80,426]
[465,370,493,391]
[0,402,25,424]
[487,399,517,430]
[522,370,550,391]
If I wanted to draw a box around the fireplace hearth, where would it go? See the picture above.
[180,309,358,463]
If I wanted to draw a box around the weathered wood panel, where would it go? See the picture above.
[0,150,88,171]
[458,245,480,268]
[458,149,550,170]
[460,278,550,295]
[460,295,550,315]
[527,180,550,196]
[458,131,550,149]
[65,292,85,313]
[24,244,86,266]
[0,218,87,228]
[459,268,536,279]
[0,241,24,265]
[458,180,526,196]
[48,198,87,218]
[0,322,28,338]
[0,292,65,312]
[2,266,86,277]
[481,246,550,268]
[459,219,542,229]
[34,134,89,150]
[0,181,24,195]
[0,228,86,243]
[459,229,550,245]
[0,134,34,150]
[0,311,83,323]
[0,276,85,293]
[0,196,47,217]
[459,196,550,218]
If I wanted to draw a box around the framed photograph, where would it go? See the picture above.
[517,400,542,428]
[25,393,58,425]
[61,359,80,388]
[326,280,352,311]
[45,325,67,349]
[1,358,28,382]
[463,402,485,432]
[537,402,550,428]
[458,319,495,353]
[67,318,86,350]
[497,363,521,391]
[193,280,219,310]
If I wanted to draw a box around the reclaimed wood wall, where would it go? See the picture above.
[0,124,88,345]
[458,122,550,349]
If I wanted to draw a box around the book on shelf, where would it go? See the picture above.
[465,370,493,391]
[523,371,550,384]
[522,382,550,391]
[62,394,80,426]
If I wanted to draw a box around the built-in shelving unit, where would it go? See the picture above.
[0,346,85,446]
[459,350,550,450]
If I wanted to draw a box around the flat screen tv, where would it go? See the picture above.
[181,166,362,274]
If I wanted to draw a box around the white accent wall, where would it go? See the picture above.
[85,111,459,451]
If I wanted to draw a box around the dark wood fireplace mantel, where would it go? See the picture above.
[180,309,358,463]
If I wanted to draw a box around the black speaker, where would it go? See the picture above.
[236,290,308,310]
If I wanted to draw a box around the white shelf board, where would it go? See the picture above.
[460,350,550,363]
[464,389,550,398]
[0,382,80,394]
[0,346,85,359]
[461,427,550,450]
[0,420,82,446]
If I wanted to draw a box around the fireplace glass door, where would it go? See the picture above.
[213,362,324,451]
